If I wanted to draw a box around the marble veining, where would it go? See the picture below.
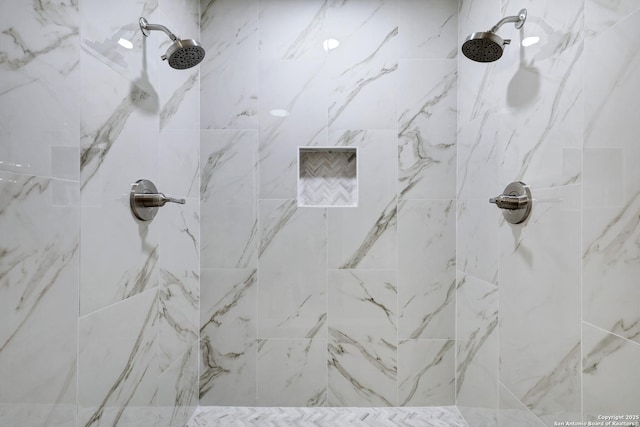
[200,131,256,204]
[327,130,397,270]
[281,1,330,60]
[502,52,584,187]
[398,199,456,341]
[201,270,256,332]
[199,268,257,406]
[0,240,78,352]
[582,323,640,419]
[398,340,455,406]
[200,0,258,129]
[583,322,640,375]
[200,130,256,269]
[398,60,457,200]
[79,290,159,427]
[398,0,458,59]
[0,174,78,412]
[456,112,499,200]
[519,342,581,420]
[339,197,397,269]
[1,29,78,72]
[80,85,150,189]
[160,270,199,372]
[328,329,397,406]
[258,199,298,258]
[328,269,397,342]
[499,383,545,427]
[406,279,455,340]
[455,273,498,414]
[455,280,498,398]
[583,188,640,344]
[160,70,198,130]
[257,339,328,407]
[585,0,640,37]
[330,331,396,379]
[583,189,640,263]
[327,269,398,405]
[159,343,198,427]
[328,27,398,127]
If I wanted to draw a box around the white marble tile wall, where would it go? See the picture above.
[200,0,458,408]
[583,5,640,347]
[200,268,257,407]
[328,270,398,406]
[499,185,582,425]
[581,4,640,425]
[200,0,257,130]
[582,323,640,422]
[456,274,498,420]
[0,0,80,425]
[4,0,639,423]
[399,59,457,200]
[327,130,397,270]
[158,342,199,427]
[498,384,545,427]
[1,0,200,424]
[79,0,202,422]
[78,289,159,426]
[0,0,80,180]
[458,1,640,426]
[0,174,79,426]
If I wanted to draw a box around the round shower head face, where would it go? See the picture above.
[165,39,206,69]
[462,32,506,63]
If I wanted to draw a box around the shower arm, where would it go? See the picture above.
[490,9,527,33]
[139,17,177,41]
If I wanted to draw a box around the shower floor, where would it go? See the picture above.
[187,406,469,426]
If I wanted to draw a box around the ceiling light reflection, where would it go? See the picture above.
[522,36,540,47]
[118,37,134,49]
[322,38,340,51]
[270,109,290,117]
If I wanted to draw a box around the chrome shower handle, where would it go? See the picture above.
[489,194,528,210]
[489,181,532,224]
[133,193,186,207]
[130,179,186,222]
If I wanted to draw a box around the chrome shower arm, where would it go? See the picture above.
[490,9,527,33]
[139,17,177,41]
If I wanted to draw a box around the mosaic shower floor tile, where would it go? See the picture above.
[187,406,469,426]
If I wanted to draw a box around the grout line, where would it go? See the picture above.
[196,0,202,417]
[77,285,160,320]
[580,116,584,424]
[582,320,640,348]
[498,380,546,426]
[254,0,260,407]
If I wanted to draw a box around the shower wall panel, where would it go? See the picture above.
[199,0,459,407]
[458,0,640,425]
[583,3,640,421]
[0,0,80,424]
[0,0,200,424]
[78,0,201,424]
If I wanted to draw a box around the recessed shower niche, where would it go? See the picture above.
[297,147,358,208]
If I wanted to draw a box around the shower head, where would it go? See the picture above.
[163,39,205,70]
[139,17,205,69]
[461,9,527,63]
[462,32,511,62]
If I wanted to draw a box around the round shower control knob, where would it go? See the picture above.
[489,181,532,224]
[130,179,185,222]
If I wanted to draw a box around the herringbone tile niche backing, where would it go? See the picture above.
[298,147,358,207]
